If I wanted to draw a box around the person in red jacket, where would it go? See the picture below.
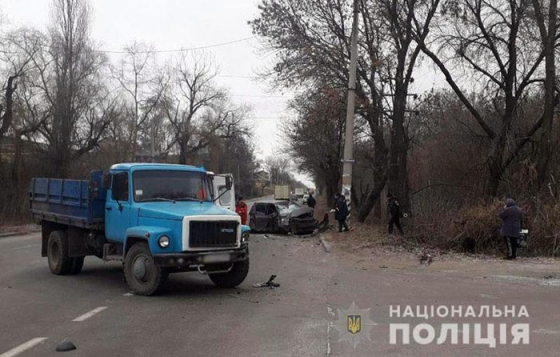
[236,196,248,225]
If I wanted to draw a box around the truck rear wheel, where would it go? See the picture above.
[209,258,250,288]
[124,242,168,296]
[47,231,72,275]
[69,257,85,275]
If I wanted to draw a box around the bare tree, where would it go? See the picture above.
[265,156,293,186]
[250,0,438,219]
[250,0,390,218]
[23,0,111,178]
[162,52,226,164]
[377,0,440,213]
[283,84,346,206]
[413,0,547,196]
[111,41,168,161]
[0,29,42,150]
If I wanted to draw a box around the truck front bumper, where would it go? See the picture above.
[153,244,249,268]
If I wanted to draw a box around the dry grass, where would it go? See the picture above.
[315,193,560,260]
[443,199,504,252]
[0,223,40,234]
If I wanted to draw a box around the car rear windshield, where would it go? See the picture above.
[132,170,211,202]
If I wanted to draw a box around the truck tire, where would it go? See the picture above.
[124,242,168,296]
[69,257,85,275]
[47,231,72,275]
[209,258,250,288]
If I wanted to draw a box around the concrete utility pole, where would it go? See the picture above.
[341,0,360,210]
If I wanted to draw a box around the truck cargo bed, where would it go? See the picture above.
[29,171,106,229]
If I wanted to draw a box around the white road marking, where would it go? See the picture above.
[492,275,560,286]
[326,321,332,356]
[72,306,107,322]
[0,337,47,357]
[123,292,134,296]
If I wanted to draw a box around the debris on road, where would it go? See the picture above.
[253,275,280,289]
[320,236,331,252]
[56,340,76,352]
[419,252,433,265]
[227,293,259,303]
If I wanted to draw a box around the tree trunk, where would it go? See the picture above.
[11,132,22,185]
[357,177,386,222]
[388,74,410,212]
[535,0,558,187]
[178,137,187,165]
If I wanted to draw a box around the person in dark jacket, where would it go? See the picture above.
[306,193,316,209]
[387,193,404,235]
[499,198,523,259]
[334,193,349,232]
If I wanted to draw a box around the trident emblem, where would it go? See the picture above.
[347,315,362,334]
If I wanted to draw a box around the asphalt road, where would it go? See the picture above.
[1,231,560,357]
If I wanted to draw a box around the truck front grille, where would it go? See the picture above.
[189,221,238,248]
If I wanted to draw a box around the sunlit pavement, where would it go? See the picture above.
[1,232,560,357]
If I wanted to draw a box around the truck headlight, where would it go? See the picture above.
[241,231,250,242]
[158,235,170,248]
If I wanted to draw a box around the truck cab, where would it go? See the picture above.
[30,163,250,296]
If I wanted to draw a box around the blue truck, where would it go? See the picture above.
[29,163,250,295]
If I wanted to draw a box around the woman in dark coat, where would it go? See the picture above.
[334,193,349,232]
[499,198,523,259]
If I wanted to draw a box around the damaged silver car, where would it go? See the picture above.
[249,200,316,235]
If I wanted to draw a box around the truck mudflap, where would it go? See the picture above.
[153,245,248,268]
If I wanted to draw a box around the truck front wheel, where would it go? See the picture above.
[124,242,168,296]
[47,231,72,275]
[209,259,250,288]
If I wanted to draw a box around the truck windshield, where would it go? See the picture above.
[132,170,211,202]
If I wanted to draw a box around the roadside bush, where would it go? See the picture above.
[445,199,504,253]
[411,195,560,257]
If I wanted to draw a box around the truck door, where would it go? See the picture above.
[105,172,132,242]
[213,174,235,211]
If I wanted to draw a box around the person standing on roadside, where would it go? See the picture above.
[387,193,404,235]
[334,193,349,232]
[500,198,523,260]
[307,192,316,209]
[236,196,248,225]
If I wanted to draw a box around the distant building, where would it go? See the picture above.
[253,170,270,193]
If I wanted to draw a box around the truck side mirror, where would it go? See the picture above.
[225,176,233,191]
[102,173,112,189]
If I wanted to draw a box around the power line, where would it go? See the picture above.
[231,94,286,98]
[0,35,256,55]
[99,36,256,54]
[218,74,254,79]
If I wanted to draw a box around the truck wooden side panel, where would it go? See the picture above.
[29,170,106,230]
